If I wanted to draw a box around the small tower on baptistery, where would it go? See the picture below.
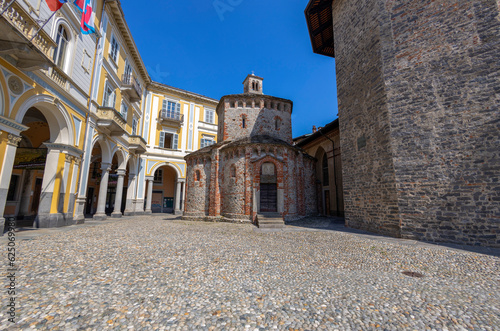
[243,73,263,95]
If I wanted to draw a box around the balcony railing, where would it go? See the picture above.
[159,109,184,126]
[128,135,147,154]
[96,107,127,136]
[0,0,56,70]
[121,74,142,102]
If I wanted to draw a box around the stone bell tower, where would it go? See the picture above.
[243,73,263,95]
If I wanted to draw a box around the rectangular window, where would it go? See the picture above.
[120,102,128,119]
[110,35,119,63]
[103,83,115,108]
[204,108,215,124]
[132,117,138,135]
[124,61,132,83]
[159,132,179,150]
[154,169,163,183]
[7,175,19,201]
[161,100,181,120]
[200,137,215,148]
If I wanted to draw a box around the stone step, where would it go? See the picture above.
[258,223,285,229]
[257,213,284,228]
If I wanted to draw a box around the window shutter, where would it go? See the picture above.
[111,91,116,109]
[159,132,165,148]
[103,87,109,107]
[173,134,179,150]
[176,102,181,114]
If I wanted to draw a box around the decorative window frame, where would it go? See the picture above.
[109,33,120,67]
[204,108,215,124]
[52,18,75,75]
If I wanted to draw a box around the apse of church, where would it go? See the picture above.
[184,74,317,223]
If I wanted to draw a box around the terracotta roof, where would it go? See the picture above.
[304,0,335,58]
[294,118,339,147]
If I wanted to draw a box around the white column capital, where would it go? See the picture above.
[100,163,112,172]
[6,134,22,147]
[116,169,126,176]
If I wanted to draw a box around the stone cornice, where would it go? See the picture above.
[148,82,219,106]
[0,115,29,134]
[44,143,84,156]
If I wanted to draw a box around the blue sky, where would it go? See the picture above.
[121,0,338,137]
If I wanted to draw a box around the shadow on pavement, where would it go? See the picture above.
[286,216,500,257]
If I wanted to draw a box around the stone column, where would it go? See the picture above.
[180,181,185,212]
[36,146,64,228]
[18,170,34,217]
[111,169,126,218]
[144,178,153,214]
[174,180,182,215]
[0,134,22,233]
[124,173,137,216]
[93,163,111,220]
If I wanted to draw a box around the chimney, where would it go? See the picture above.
[312,125,317,133]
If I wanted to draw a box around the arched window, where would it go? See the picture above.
[242,115,246,128]
[195,170,201,181]
[54,25,70,69]
[275,118,281,130]
[230,164,236,178]
[256,82,259,91]
[322,154,329,186]
[238,101,243,108]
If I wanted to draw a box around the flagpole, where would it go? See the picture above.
[0,0,17,16]
[29,8,59,43]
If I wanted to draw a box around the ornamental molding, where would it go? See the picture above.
[44,143,83,157]
[0,115,29,134]
[7,134,22,146]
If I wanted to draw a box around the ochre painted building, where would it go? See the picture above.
[0,0,218,232]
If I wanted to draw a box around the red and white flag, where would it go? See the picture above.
[46,0,67,12]
[74,0,96,34]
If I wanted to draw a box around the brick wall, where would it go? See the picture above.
[333,0,500,246]
[218,97,293,144]
[184,156,211,217]
[333,0,402,237]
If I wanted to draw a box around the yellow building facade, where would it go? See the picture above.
[0,0,218,231]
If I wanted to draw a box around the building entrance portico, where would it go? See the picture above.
[145,163,184,215]
[0,95,81,231]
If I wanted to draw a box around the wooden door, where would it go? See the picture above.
[260,183,277,212]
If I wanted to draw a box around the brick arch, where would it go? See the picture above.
[252,155,284,187]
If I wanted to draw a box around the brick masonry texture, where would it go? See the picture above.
[333,0,500,247]
[184,85,317,223]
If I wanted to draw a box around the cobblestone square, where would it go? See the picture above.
[1,216,499,330]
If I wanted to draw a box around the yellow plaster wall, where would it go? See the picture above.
[63,159,75,213]
[152,165,177,197]
[0,71,8,115]
[0,131,9,175]
[50,153,66,213]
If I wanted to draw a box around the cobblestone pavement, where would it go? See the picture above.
[1,215,499,330]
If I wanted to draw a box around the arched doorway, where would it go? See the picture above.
[1,97,78,229]
[260,162,277,213]
[5,108,49,226]
[315,147,330,216]
[151,165,178,213]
